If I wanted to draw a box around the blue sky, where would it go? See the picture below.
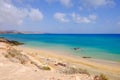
[0,0,120,33]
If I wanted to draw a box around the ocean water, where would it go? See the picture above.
[0,34,120,62]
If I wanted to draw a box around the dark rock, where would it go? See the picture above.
[82,57,91,58]
[0,37,24,46]
[73,48,80,50]
[55,62,66,67]
[8,40,24,46]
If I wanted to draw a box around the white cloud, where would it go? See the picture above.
[0,0,43,26]
[83,0,115,8]
[0,0,27,26]
[54,12,69,22]
[54,12,97,24]
[71,13,97,24]
[29,8,43,21]
[89,14,97,20]
[46,0,72,7]
[59,0,72,7]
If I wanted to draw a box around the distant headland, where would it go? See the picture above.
[0,30,43,34]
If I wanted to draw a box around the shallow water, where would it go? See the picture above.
[0,34,120,62]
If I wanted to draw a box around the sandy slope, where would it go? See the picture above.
[0,41,120,80]
[16,46,120,79]
[0,42,93,80]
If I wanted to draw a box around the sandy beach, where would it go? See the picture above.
[0,38,120,80]
[17,46,120,76]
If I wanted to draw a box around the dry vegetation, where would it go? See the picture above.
[59,66,89,75]
[94,74,108,80]
[6,48,30,64]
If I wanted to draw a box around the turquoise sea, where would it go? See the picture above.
[0,34,120,62]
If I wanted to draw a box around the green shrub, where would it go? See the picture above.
[94,74,108,80]
[20,60,26,64]
[31,61,34,64]
[99,74,108,80]
[42,66,51,70]
[5,54,9,58]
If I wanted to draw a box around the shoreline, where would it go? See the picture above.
[16,46,120,74]
[0,38,120,80]
[22,44,120,62]
[20,45,120,64]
